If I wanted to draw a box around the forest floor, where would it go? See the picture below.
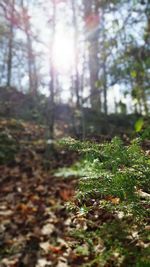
[0,119,149,267]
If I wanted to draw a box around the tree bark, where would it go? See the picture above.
[83,0,101,111]
[20,1,38,94]
[7,0,15,87]
[48,0,56,139]
[71,0,80,108]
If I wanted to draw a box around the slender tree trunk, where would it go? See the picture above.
[71,0,80,108]
[48,0,56,139]
[20,0,37,95]
[136,70,148,115]
[0,42,6,84]
[7,0,15,87]
[26,32,33,92]
[88,44,101,111]
[101,11,108,115]
[83,0,101,111]
[103,62,107,114]
[143,5,150,114]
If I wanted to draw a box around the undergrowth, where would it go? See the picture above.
[57,137,150,266]
[58,137,150,214]
[0,131,18,164]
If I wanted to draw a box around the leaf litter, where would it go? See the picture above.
[0,119,79,267]
[0,119,149,267]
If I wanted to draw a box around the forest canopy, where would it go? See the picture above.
[0,0,149,119]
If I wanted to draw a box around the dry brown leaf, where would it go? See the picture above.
[106,196,120,204]
[36,258,52,267]
[40,241,50,253]
[49,245,62,254]
[41,223,54,235]
[59,189,74,201]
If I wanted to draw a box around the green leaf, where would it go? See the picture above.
[131,70,137,78]
[134,118,144,132]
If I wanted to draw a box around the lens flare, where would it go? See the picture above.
[52,32,75,73]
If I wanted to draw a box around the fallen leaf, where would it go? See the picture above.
[36,258,52,267]
[40,241,51,253]
[49,245,62,254]
[110,197,120,204]
[0,210,13,216]
[41,223,54,235]
[59,189,74,201]
[106,196,120,204]
[57,260,68,267]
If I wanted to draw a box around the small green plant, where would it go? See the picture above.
[58,137,150,266]
[134,117,144,133]
[59,137,150,214]
[134,117,150,140]
[0,131,18,164]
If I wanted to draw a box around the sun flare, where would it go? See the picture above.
[30,6,75,74]
[52,32,75,73]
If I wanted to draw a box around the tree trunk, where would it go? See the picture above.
[7,0,15,87]
[48,0,56,139]
[101,11,108,115]
[83,0,101,111]
[20,0,38,94]
[71,0,80,108]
